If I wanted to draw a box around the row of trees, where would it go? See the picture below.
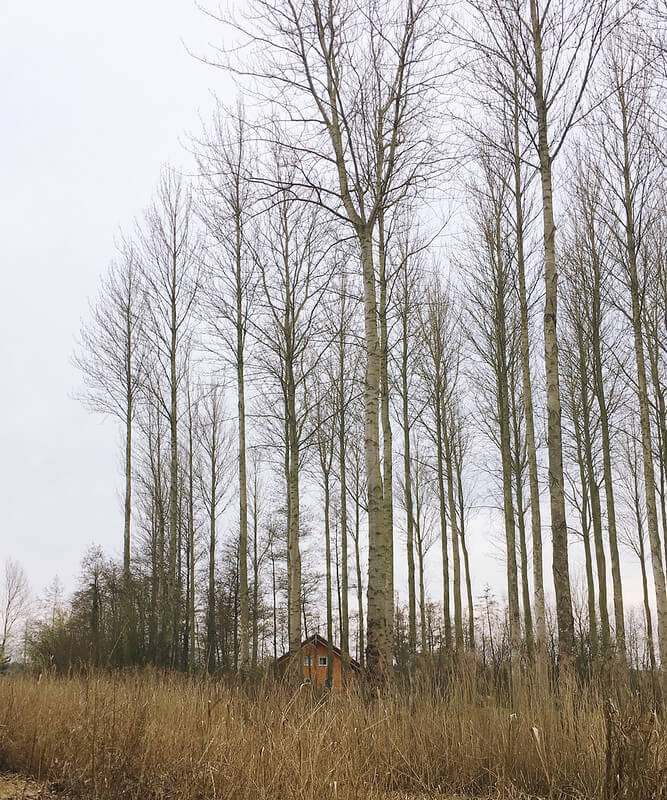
[1,561,29,670]
[60,0,667,685]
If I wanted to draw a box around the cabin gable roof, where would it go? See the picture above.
[276,634,361,671]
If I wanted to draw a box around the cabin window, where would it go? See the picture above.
[318,656,328,666]
[304,655,313,666]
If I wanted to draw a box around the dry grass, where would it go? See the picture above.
[0,772,62,799]
[0,669,664,800]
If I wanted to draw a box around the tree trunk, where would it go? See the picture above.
[617,80,667,669]
[207,449,217,675]
[626,210,667,669]
[271,543,278,675]
[455,444,474,649]
[498,374,522,664]
[512,75,546,659]
[335,520,342,649]
[400,275,417,655]
[378,217,394,642]
[187,388,196,673]
[286,363,302,662]
[493,209,522,665]
[646,315,667,574]
[443,408,464,651]
[588,211,625,657]
[415,492,427,654]
[353,478,365,669]
[237,228,250,673]
[251,469,259,670]
[338,315,350,679]
[572,386,599,660]
[510,380,534,659]
[529,0,575,660]
[628,446,658,676]
[167,263,180,667]
[237,361,250,672]
[578,345,611,655]
[324,474,334,688]
[360,227,390,685]
[434,374,452,652]
[122,394,133,665]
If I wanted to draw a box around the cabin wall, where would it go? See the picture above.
[277,638,359,691]
[301,641,342,689]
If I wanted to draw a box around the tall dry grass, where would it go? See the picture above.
[0,667,664,799]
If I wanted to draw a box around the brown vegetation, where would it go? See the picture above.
[0,669,664,800]
[0,772,61,800]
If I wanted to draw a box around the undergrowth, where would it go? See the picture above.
[0,666,664,799]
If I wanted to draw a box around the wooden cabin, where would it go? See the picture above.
[276,634,361,690]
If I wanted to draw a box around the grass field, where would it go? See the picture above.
[0,668,664,799]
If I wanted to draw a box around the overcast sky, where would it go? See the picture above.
[0,0,647,616]
[1,0,229,596]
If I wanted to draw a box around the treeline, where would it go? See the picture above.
[36,0,667,684]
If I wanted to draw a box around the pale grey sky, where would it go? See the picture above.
[0,0,646,616]
[0,0,227,596]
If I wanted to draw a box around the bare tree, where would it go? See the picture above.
[75,241,145,661]
[252,159,332,663]
[457,34,548,662]
[197,105,256,672]
[620,431,658,677]
[411,437,437,654]
[561,241,611,656]
[463,153,522,665]
[593,37,667,668]
[330,272,362,679]
[219,0,443,683]
[184,372,198,672]
[140,167,201,666]
[451,405,475,650]
[135,386,169,662]
[508,350,534,658]
[197,382,232,673]
[561,334,600,659]
[443,391,465,652]
[335,279,355,676]
[419,277,458,654]
[314,373,336,687]
[248,453,271,669]
[565,162,626,657]
[642,230,667,576]
[394,233,424,656]
[464,0,621,661]
[1,560,30,664]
